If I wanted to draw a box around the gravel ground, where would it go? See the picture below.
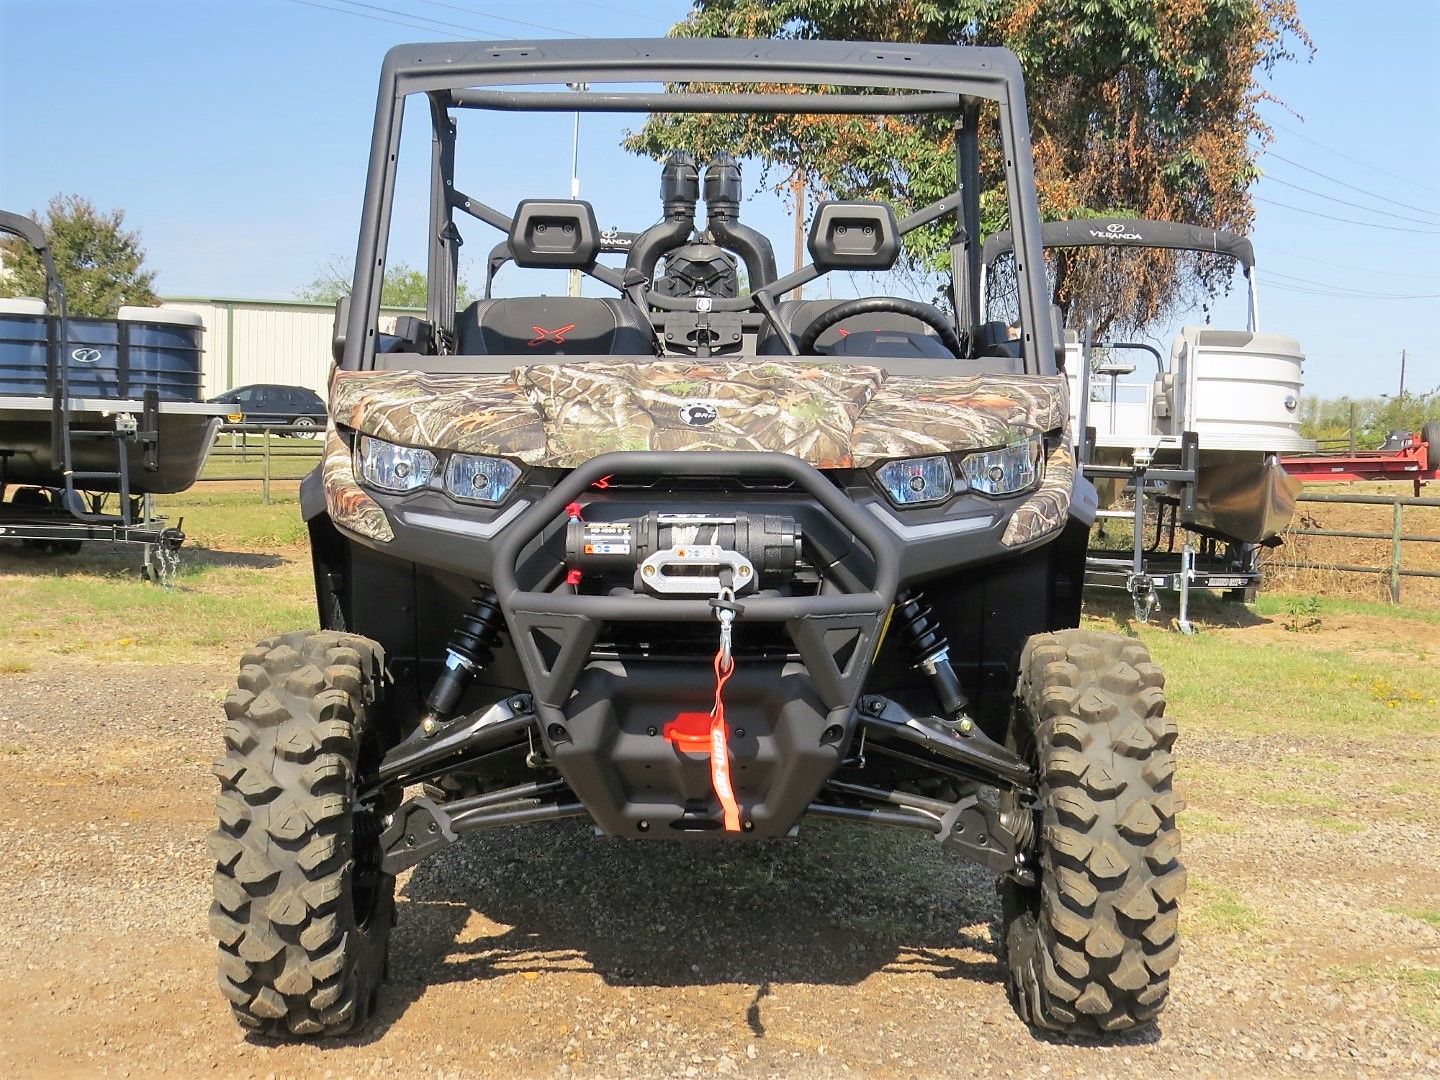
[0,654,1437,1079]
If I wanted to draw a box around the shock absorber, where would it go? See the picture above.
[893,590,971,726]
[419,590,506,736]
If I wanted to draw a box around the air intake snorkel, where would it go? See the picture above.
[625,150,700,284]
[702,154,778,290]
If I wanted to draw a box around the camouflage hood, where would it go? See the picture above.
[330,362,1067,469]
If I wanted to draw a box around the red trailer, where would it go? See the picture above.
[1283,426,1440,496]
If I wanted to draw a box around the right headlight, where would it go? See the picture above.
[355,435,437,493]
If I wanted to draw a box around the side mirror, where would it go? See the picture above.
[807,201,900,271]
[331,295,349,363]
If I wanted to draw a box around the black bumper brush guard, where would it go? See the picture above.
[372,452,1037,877]
[495,451,894,840]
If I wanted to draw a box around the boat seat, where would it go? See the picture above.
[1152,373,1174,418]
[117,305,205,328]
[0,296,47,316]
[456,297,654,356]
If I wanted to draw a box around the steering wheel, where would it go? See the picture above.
[794,297,965,358]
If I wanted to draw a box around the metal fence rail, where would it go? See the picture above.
[1272,491,1440,602]
[202,424,324,503]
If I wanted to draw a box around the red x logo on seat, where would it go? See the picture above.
[528,323,577,347]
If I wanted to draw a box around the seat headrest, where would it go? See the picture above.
[508,200,601,269]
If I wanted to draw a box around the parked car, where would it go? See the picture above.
[208,383,326,435]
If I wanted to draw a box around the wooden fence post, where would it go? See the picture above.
[1389,501,1403,603]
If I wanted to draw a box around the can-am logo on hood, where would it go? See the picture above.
[70,347,102,364]
[1090,222,1143,241]
[678,401,718,427]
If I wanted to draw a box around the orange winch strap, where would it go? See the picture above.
[709,649,742,832]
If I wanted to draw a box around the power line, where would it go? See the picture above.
[1263,245,1440,282]
[1267,282,1437,301]
[1254,195,1440,235]
[1263,150,1440,221]
[1269,119,1440,198]
[1260,174,1440,227]
[285,0,469,37]
[409,0,587,37]
[558,0,668,21]
[1265,268,1440,300]
[330,0,516,38]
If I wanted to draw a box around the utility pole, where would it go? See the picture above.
[791,169,805,300]
[1399,348,1407,399]
[567,83,587,297]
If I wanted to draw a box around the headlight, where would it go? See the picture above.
[958,433,1044,497]
[874,455,955,507]
[444,452,522,505]
[355,435,437,493]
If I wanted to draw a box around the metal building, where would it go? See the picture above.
[159,296,418,397]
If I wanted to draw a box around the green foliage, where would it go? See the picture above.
[296,255,476,309]
[1300,388,1439,450]
[1282,594,1322,633]
[0,194,159,318]
[627,0,1308,336]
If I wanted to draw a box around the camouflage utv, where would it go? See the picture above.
[210,38,1184,1039]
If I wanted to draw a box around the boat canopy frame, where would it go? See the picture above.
[980,218,1262,332]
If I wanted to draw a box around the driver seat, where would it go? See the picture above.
[755,299,953,359]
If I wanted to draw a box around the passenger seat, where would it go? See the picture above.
[456,297,654,355]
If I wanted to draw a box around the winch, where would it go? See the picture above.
[564,511,801,595]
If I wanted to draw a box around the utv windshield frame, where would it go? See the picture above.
[345,37,1055,374]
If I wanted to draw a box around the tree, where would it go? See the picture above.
[626,0,1308,337]
[1301,388,1439,450]
[0,195,159,317]
[297,256,476,309]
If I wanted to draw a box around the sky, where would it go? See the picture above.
[1,0,1436,402]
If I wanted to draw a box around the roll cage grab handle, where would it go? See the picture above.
[342,39,1056,373]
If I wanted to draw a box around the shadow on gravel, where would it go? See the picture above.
[360,817,1007,1039]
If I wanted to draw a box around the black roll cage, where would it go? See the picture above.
[344,37,1056,374]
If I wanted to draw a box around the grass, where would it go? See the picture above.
[1177,808,1243,836]
[1386,907,1440,928]
[1254,590,1440,627]
[1184,876,1265,937]
[161,487,310,548]
[1084,609,1440,739]
[1331,964,1440,1029]
[0,488,315,664]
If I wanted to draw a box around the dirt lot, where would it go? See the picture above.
[0,496,1437,1078]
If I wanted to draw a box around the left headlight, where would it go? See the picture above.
[356,435,437,493]
[444,452,522,505]
[958,433,1045,497]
